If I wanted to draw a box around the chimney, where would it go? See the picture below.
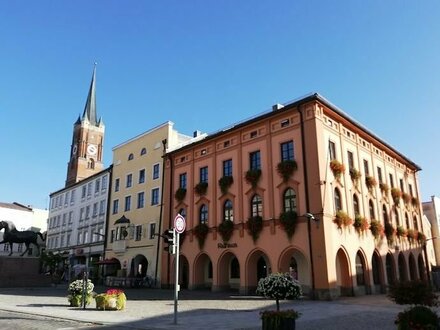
[193,130,201,138]
[272,103,284,111]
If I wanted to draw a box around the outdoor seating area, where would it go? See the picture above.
[105,276,153,288]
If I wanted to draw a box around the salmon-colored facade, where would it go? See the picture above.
[161,93,431,299]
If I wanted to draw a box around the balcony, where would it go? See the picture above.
[112,240,127,253]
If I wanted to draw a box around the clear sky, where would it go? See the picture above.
[1,1,439,210]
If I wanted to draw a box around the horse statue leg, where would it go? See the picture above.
[20,242,30,257]
[8,242,14,256]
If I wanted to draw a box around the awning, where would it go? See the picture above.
[114,215,130,225]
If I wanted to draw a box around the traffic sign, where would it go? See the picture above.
[174,214,186,234]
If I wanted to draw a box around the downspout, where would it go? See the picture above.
[155,139,168,287]
[298,105,316,299]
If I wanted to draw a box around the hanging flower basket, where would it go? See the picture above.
[193,223,209,249]
[396,225,407,238]
[349,168,361,184]
[370,219,384,239]
[353,215,369,234]
[330,160,345,179]
[333,210,353,230]
[174,188,187,202]
[412,197,419,207]
[379,183,389,195]
[217,220,234,242]
[246,215,263,243]
[384,222,396,245]
[194,182,208,196]
[402,192,411,205]
[418,232,427,246]
[276,160,298,182]
[218,175,234,195]
[245,169,262,188]
[391,188,402,205]
[365,176,377,191]
[279,210,298,241]
[407,229,418,244]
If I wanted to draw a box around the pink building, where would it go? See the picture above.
[161,93,429,299]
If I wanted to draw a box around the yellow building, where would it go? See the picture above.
[105,122,197,285]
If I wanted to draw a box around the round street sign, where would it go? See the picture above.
[174,214,186,234]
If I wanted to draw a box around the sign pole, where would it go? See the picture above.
[173,229,180,325]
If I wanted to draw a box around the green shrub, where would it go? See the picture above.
[388,280,438,306]
[395,305,439,330]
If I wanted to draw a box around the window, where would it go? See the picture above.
[85,205,90,219]
[128,153,134,161]
[283,188,297,212]
[353,194,360,215]
[80,208,85,221]
[82,186,86,198]
[281,141,294,161]
[395,210,400,226]
[92,202,98,217]
[141,148,147,155]
[135,225,142,241]
[179,208,186,219]
[356,253,365,286]
[65,192,69,205]
[87,182,92,196]
[95,179,100,193]
[334,188,342,212]
[68,211,73,224]
[413,216,418,231]
[99,200,105,215]
[389,174,394,188]
[250,151,261,170]
[347,151,354,170]
[151,188,159,205]
[139,169,145,184]
[149,223,156,239]
[126,174,133,188]
[102,175,108,190]
[400,179,404,192]
[405,213,410,228]
[153,164,160,179]
[251,194,263,217]
[250,130,258,138]
[223,159,232,177]
[224,200,234,221]
[125,196,131,211]
[200,204,208,224]
[112,199,119,214]
[363,160,369,176]
[383,205,389,223]
[200,166,208,183]
[179,173,187,189]
[70,190,75,203]
[409,184,413,196]
[137,192,145,208]
[115,178,120,192]
[377,167,383,184]
[328,141,336,160]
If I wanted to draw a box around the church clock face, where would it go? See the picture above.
[87,144,97,155]
[72,144,78,155]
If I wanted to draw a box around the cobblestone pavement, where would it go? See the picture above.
[0,285,430,329]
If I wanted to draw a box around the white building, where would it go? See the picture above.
[0,202,48,256]
[423,196,440,265]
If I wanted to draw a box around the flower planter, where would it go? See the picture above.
[262,316,296,330]
[95,290,127,311]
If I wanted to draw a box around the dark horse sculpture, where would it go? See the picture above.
[0,220,45,256]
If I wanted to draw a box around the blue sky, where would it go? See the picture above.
[1,1,439,209]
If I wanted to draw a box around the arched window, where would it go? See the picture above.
[224,199,234,222]
[140,148,147,156]
[353,194,360,216]
[405,213,410,229]
[283,188,297,212]
[88,158,95,169]
[251,195,263,217]
[200,204,208,224]
[178,208,186,219]
[369,200,375,220]
[128,153,134,161]
[395,210,400,227]
[334,188,342,212]
[413,216,419,231]
[356,252,365,286]
[383,205,389,223]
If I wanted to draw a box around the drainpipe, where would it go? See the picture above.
[154,139,168,287]
[297,105,316,299]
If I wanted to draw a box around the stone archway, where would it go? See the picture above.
[132,254,148,277]
[217,251,239,292]
[355,250,370,295]
[246,249,271,294]
[335,248,352,296]
[193,253,212,290]
[371,250,385,294]
[409,253,417,280]
[279,247,310,294]
[398,253,408,281]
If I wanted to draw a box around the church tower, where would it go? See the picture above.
[66,65,105,187]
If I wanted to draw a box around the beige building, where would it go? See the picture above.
[423,196,440,265]
[105,122,198,284]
